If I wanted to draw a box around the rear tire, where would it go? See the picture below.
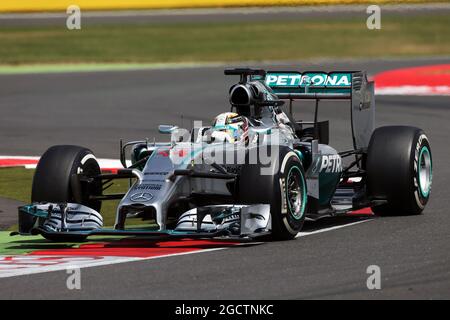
[32,145,102,241]
[238,147,307,240]
[367,126,432,216]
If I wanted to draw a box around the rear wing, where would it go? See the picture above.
[259,71,375,150]
[264,71,353,99]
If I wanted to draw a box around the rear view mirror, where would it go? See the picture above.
[158,125,178,134]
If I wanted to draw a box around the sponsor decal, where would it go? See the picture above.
[157,150,170,157]
[265,72,351,87]
[157,148,188,158]
[174,149,188,157]
[144,172,169,176]
[130,192,154,202]
[134,184,162,191]
[319,155,343,173]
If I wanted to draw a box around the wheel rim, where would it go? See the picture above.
[286,166,306,220]
[418,146,432,197]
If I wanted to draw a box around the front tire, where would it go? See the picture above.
[238,147,307,240]
[32,145,102,241]
[367,126,432,216]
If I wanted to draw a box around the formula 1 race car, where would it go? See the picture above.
[17,68,432,242]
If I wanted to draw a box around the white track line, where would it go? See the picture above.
[296,219,371,238]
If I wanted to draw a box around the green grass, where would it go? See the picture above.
[0,168,33,204]
[0,14,449,65]
[0,231,55,255]
[0,167,143,229]
[0,231,131,255]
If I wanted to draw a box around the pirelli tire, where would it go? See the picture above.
[238,146,307,240]
[32,145,102,242]
[367,126,432,216]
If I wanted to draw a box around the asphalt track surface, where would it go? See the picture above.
[0,57,449,299]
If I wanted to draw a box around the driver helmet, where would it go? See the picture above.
[210,112,249,144]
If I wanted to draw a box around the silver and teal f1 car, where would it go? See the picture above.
[17,68,432,242]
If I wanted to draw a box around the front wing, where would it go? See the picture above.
[16,203,272,240]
